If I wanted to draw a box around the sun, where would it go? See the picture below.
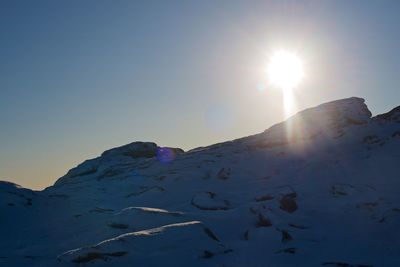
[266,50,304,118]
[267,50,304,90]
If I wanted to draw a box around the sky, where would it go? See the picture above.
[1,0,400,190]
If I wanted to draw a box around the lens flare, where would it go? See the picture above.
[156,147,176,163]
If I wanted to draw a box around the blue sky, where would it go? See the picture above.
[1,0,400,189]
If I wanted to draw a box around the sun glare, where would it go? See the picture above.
[267,50,304,90]
[267,50,304,118]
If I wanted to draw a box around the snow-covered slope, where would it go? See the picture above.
[1,97,400,267]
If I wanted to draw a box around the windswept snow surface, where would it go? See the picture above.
[1,97,400,267]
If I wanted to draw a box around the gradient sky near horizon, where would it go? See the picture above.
[1,0,400,190]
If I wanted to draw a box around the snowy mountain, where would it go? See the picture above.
[1,97,400,267]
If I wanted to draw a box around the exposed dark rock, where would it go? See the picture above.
[190,200,230,211]
[278,229,293,243]
[102,142,158,158]
[250,140,288,150]
[285,192,297,198]
[201,249,233,259]
[108,223,129,229]
[331,187,347,196]
[125,186,165,198]
[217,168,230,180]
[72,251,128,263]
[363,135,380,144]
[155,175,166,181]
[255,194,274,202]
[375,105,400,122]
[203,227,220,242]
[208,191,216,198]
[322,262,373,267]
[89,207,114,213]
[344,117,366,125]
[191,192,230,211]
[256,214,272,227]
[48,194,69,198]
[202,171,212,180]
[377,207,400,223]
[68,167,97,178]
[392,131,400,138]
[322,263,352,267]
[330,183,356,197]
[244,230,250,240]
[68,166,98,179]
[356,201,380,211]
[288,223,309,230]
[249,207,258,214]
[275,247,296,254]
[46,142,183,185]
[101,142,184,159]
[24,255,39,259]
[279,194,298,213]
[202,250,214,259]
[97,168,125,180]
[53,159,100,186]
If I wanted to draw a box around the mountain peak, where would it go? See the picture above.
[375,105,400,122]
[251,97,372,148]
[53,142,184,186]
[297,96,371,123]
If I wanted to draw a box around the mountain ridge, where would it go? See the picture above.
[1,96,399,267]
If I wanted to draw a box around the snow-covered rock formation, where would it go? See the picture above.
[1,97,399,267]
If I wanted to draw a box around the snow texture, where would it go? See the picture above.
[1,97,399,267]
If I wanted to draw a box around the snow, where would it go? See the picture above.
[1,97,399,267]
